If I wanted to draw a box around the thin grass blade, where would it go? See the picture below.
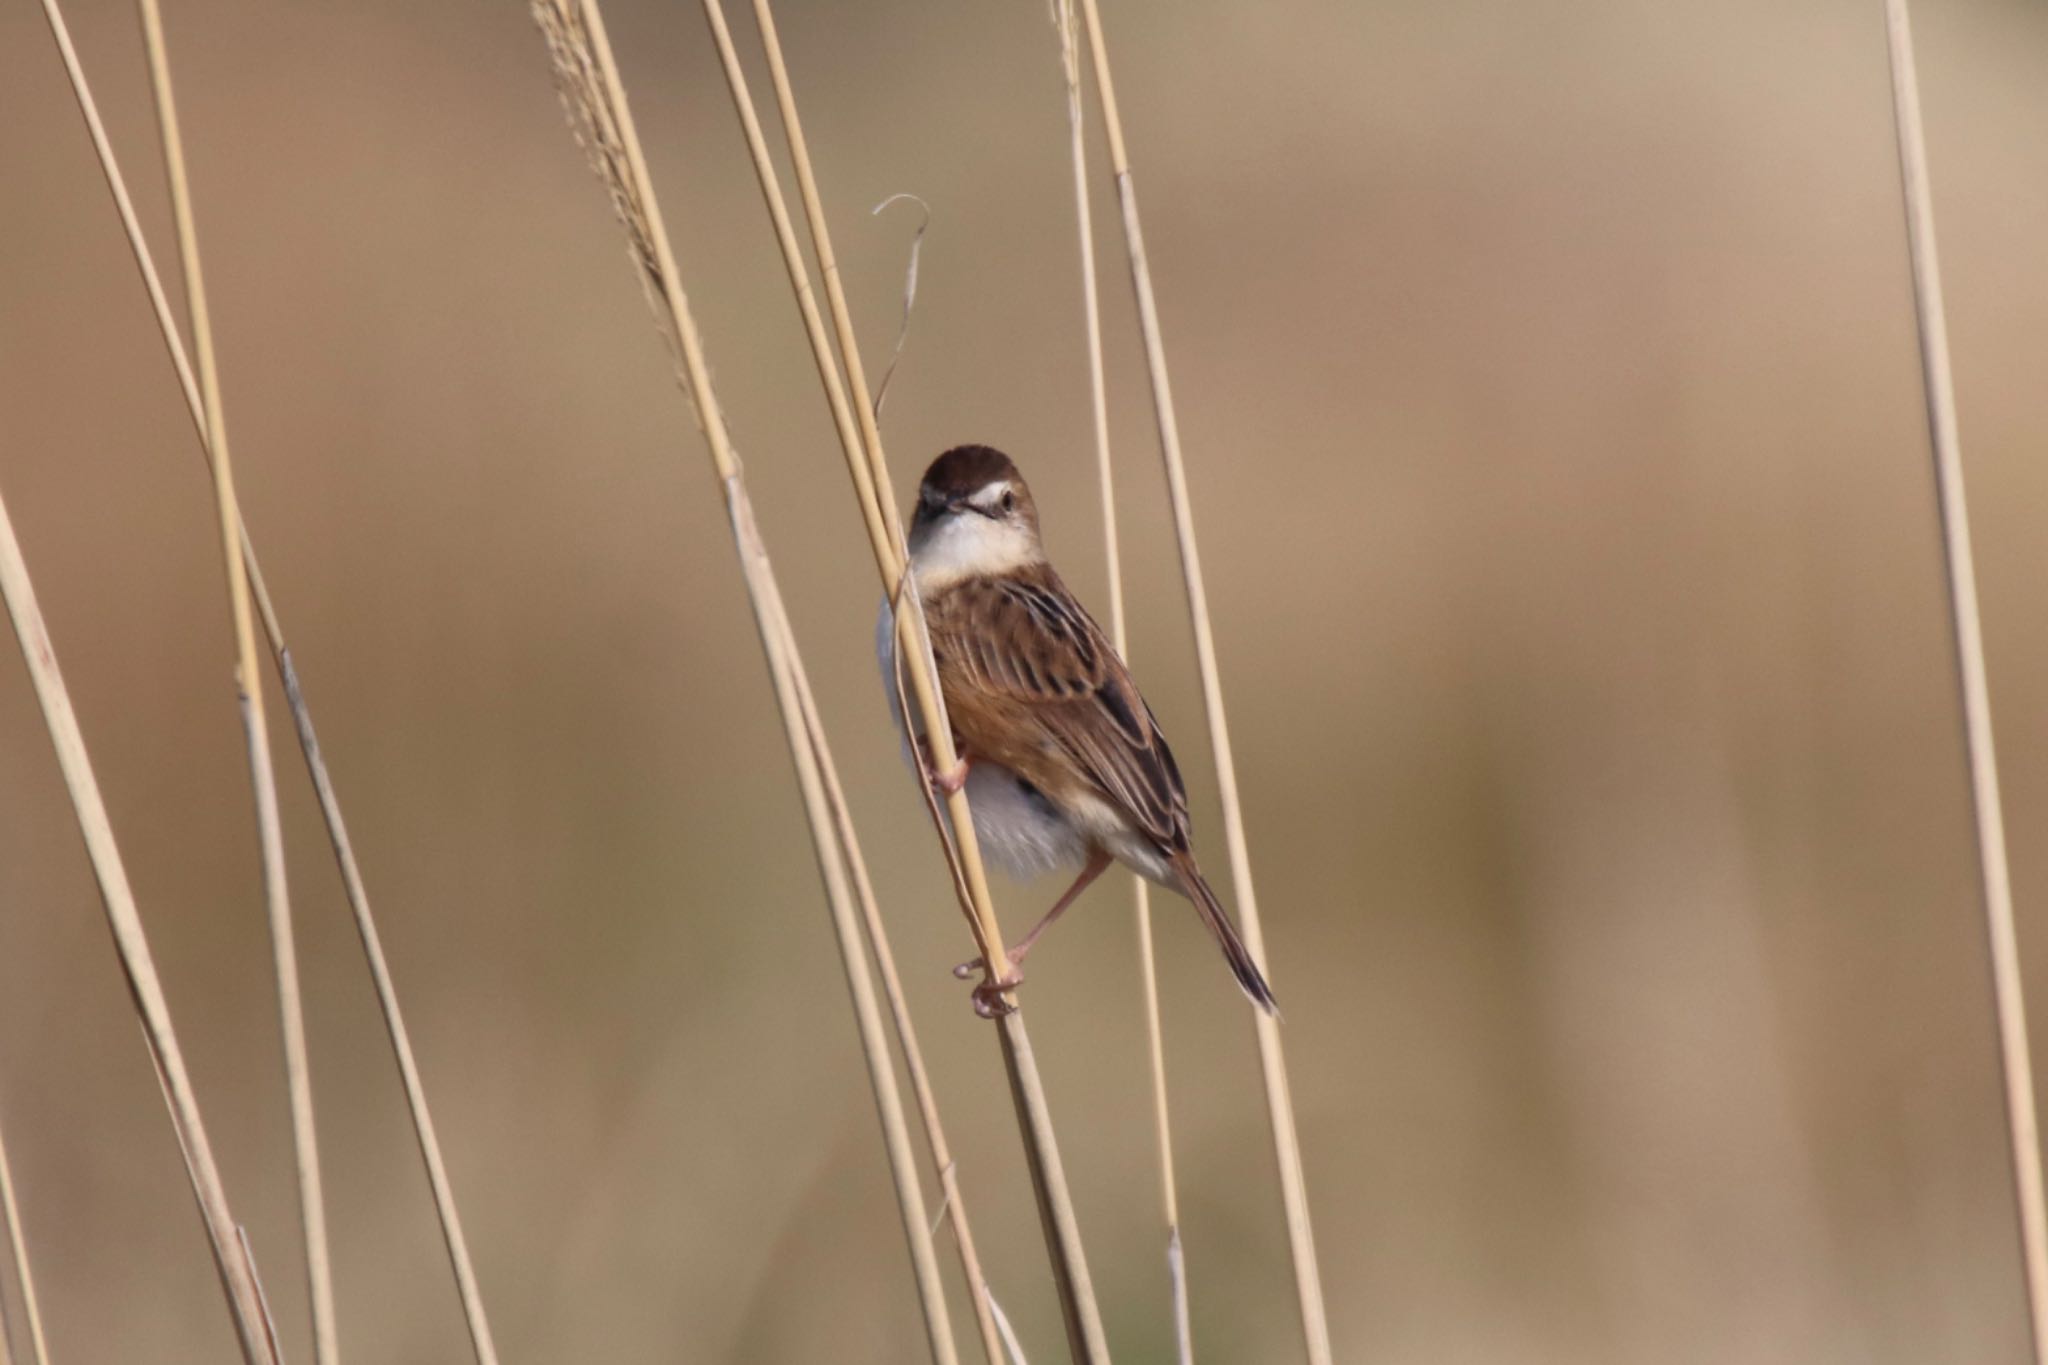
[1050,3,1190,1358]
[128,6,338,1359]
[704,4,1113,1354]
[0,1108,49,1365]
[529,5,966,1358]
[1074,1,1333,1358]
[0,473,276,1365]
[789,643,1008,1365]
[36,8,503,1356]
[1882,4,2048,1358]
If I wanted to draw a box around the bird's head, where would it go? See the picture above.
[907,445,1045,589]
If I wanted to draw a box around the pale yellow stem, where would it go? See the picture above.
[41,8,501,1356]
[1075,1,1333,1359]
[0,475,276,1365]
[1883,3,2048,1358]
[533,3,963,1358]
[129,6,336,1359]
[741,0,1016,985]
[712,3,1114,1357]
[0,1109,49,1365]
[1053,2,1187,1358]
[787,630,1008,1365]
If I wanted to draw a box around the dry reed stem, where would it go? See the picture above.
[716,3,1114,1356]
[736,0,1013,985]
[28,9,292,1363]
[699,0,1010,984]
[273,651,503,1365]
[45,11,499,1355]
[692,0,979,958]
[234,1225,287,1365]
[530,4,965,1360]
[0,1110,49,1365]
[1051,4,1189,1359]
[689,11,1001,1359]
[729,490,964,1365]
[887,601,982,927]
[786,651,1008,1365]
[1073,2,1333,1359]
[1882,4,2048,1357]
[128,7,339,1361]
[0,479,276,1364]
[33,11,501,1357]
[987,1292,1031,1365]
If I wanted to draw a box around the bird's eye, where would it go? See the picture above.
[1000,491,1017,513]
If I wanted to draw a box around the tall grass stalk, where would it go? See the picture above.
[272,644,503,1365]
[1050,3,1189,1359]
[528,4,967,1360]
[34,9,503,1358]
[0,481,276,1364]
[1073,2,1333,1359]
[128,5,338,1359]
[786,650,1008,1365]
[686,12,1020,1359]
[1882,4,2048,1357]
[733,0,1016,982]
[732,498,964,1365]
[988,1292,1031,1365]
[233,1224,287,1365]
[0,1110,49,1365]
[706,2,1114,1356]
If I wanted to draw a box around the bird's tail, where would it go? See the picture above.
[1172,853,1280,1016]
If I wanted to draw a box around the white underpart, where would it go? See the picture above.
[874,595,1173,888]
[1063,789,1174,884]
[959,765,1091,880]
[906,506,1041,594]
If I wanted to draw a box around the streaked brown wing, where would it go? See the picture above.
[928,569,1190,851]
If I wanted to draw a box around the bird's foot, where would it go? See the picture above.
[933,758,971,798]
[914,736,973,797]
[952,949,1026,979]
[970,979,1019,1018]
[953,954,1023,1018]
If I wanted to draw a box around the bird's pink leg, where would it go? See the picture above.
[951,850,1114,1004]
[1009,849,1114,966]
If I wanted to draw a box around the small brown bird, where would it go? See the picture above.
[881,444,1277,1014]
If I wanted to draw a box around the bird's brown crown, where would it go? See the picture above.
[907,444,1045,582]
[919,445,1024,501]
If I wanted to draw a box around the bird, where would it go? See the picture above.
[878,443,1278,1015]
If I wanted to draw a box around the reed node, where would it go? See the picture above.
[130,3,338,1358]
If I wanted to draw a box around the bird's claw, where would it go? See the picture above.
[914,736,971,796]
[970,979,1020,1018]
[954,955,1022,1017]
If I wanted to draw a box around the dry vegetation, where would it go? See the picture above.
[2,1,2047,1362]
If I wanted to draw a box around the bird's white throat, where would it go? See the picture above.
[908,513,1043,593]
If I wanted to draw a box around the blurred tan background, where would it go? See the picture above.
[2,0,2046,1360]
